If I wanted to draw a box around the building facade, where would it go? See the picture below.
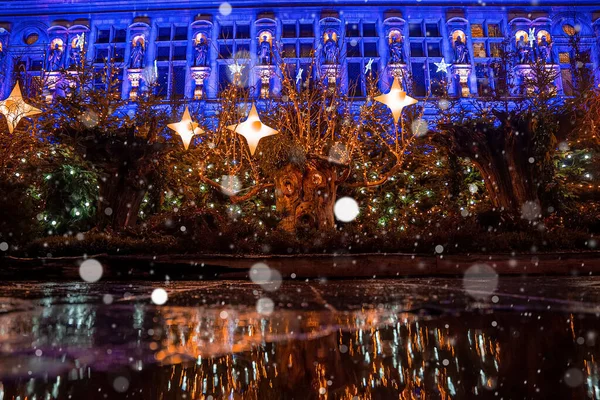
[0,0,599,102]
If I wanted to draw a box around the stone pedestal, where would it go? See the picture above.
[127,68,143,101]
[387,63,408,90]
[256,65,275,99]
[545,64,562,95]
[43,71,62,102]
[65,70,79,95]
[190,66,211,100]
[451,64,472,97]
[514,64,561,96]
[321,64,340,89]
[513,64,533,96]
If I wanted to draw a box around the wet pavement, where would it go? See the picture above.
[0,277,600,399]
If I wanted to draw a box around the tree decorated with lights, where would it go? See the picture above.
[182,62,423,233]
[0,88,47,243]
[559,30,600,227]
[0,72,124,240]
[35,60,175,230]
[434,37,576,216]
[0,22,596,256]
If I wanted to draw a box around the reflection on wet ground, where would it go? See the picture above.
[0,277,599,399]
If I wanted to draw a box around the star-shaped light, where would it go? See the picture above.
[374,77,418,124]
[227,104,277,156]
[75,32,85,50]
[434,59,451,74]
[365,58,374,74]
[296,68,303,84]
[528,28,536,47]
[0,82,42,133]
[167,106,203,150]
[228,63,244,76]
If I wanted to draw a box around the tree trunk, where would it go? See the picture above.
[439,117,542,213]
[468,135,538,212]
[274,160,336,233]
[470,155,517,211]
[97,167,148,230]
[83,128,167,231]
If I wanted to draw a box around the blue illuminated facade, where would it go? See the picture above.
[0,0,599,101]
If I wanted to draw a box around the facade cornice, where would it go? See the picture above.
[1,0,599,17]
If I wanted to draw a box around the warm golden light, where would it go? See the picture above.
[251,120,262,132]
[227,104,278,156]
[0,82,42,134]
[167,106,203,150]
[374,77,418,124]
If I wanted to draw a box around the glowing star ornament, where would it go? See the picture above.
[227,104,277,156]
[434,59,451,73]
[374,77,418,124]
[365,58,374,74]
[0,82,42,133]
[228,62,244,76]
[528,28,536,48]
[296,68,303,84]
[74,32,85,51]
[167,106,203,150]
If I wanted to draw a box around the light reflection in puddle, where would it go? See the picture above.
[0,280,597,399]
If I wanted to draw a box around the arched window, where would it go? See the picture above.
[24,33,39,45]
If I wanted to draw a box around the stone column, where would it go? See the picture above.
[207,24,219,99]
[249,16,258,93]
